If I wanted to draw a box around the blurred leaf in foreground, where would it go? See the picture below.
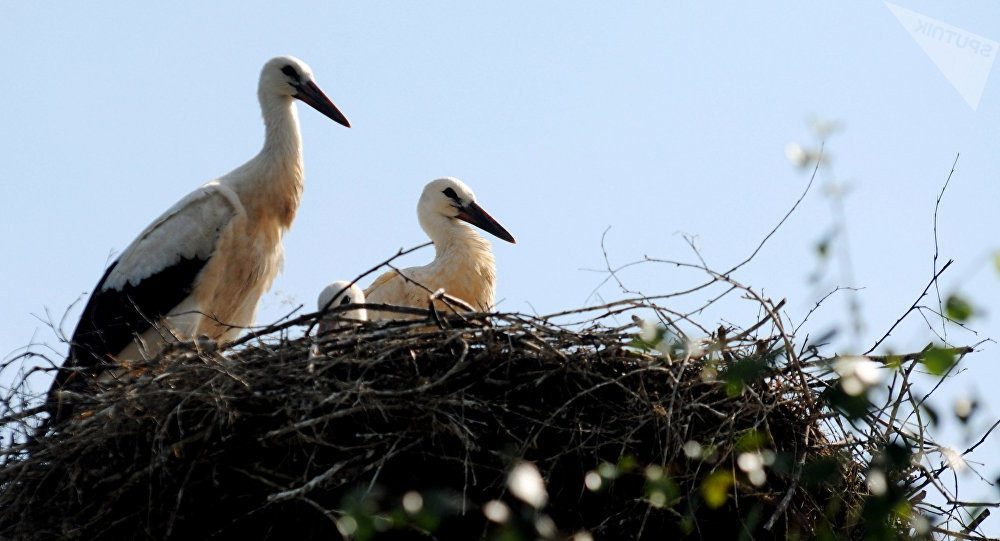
[700,470,733,509]
[944,294,973,322]
[923,347,956,376]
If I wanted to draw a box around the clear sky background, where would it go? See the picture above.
[2,1,998,533]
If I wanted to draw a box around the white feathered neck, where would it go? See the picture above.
[222,89,304,230]
[420,214,497,310]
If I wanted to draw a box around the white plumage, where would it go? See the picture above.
[364,177,515,320]
[51,56,350,399]
[316,281,368,335]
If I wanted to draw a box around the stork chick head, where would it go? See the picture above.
[418,177,516,244]
[259,56,350,127]
[317,280,367,335]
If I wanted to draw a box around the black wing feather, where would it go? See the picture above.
[51,255,209,394]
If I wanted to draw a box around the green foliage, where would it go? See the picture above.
[821,381,871,419]
[700,470,734,509]
[944,294,973,322]
[631,329,666,351]
[644,466,680,509]
[923,346,956,376]
[333,487,467,540]
[857,442,915,541]
[721,358,767,397]
[735,430,769,452]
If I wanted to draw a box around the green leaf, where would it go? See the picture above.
[700,470,733,509]
[923,347,956,376]
[801,457,841,487]
[736,430,768,452]
[722,358,766,397]
[644,473,680,508]
[597,461,619,480]
[881,441,913,472]
[820,383,872,419]
[617,455,637,472]
[884,355,902,370]
[994,251,1000,275]
[945,294,973,322]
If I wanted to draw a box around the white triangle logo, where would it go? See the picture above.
[886,2,997,110]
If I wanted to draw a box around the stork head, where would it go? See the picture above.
[418,177,516,244]
[317,281,367,335]
[259,56,351,127]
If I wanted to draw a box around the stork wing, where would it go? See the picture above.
[363,270,400,299]
[57,182,242,391]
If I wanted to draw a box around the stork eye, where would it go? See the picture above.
[340,296,352,306]
[442,187,461,202]
[281,65,301,83]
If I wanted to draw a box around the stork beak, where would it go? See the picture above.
[456,201,516,244]
[295,81,351,128]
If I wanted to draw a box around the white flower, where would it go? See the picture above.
[737,452,763,473]
[483,500,510,523]
[910,513,931,535]
[809,118,842,138]
[336,516,358,536]
[939,446,968,473]
[834,356,883,396]
[535,516,557,538]
[953,396,974,420]
[867,469,887,496]
[508,461,548,508]
[684,338,708,359]
[785,142,809,167]
[402,491,423,514]
[639,320,660,343]
[785,141,829,168]
[683,441,703,459]
[737,452,768,486]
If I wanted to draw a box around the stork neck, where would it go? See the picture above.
[424,219,497,311]
[428,220,488,260]
[260,94,303,160]
[229,93,305,231]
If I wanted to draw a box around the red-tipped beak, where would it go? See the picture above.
[456,201,516,244]
[295,80,351,128]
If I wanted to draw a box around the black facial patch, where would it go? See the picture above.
[340,296,352,306]
[442,187,461,202]
[281,65,302,83]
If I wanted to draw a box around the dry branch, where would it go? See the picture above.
[0,295,990,540]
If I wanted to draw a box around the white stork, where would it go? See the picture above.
[316,281,368,335]
[364,177,515,320]
[50,56,350,402]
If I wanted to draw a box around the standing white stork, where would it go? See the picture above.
[364,177,515,320]
[50,56,350,404]
[316,281,368,335]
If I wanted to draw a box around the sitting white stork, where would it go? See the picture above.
[364,177,515,320]
[49,56,351,406]
[316,281,368,335]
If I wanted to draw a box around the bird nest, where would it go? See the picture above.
[0,297,988,540]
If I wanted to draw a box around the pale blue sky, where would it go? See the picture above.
[2,2,998,532]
